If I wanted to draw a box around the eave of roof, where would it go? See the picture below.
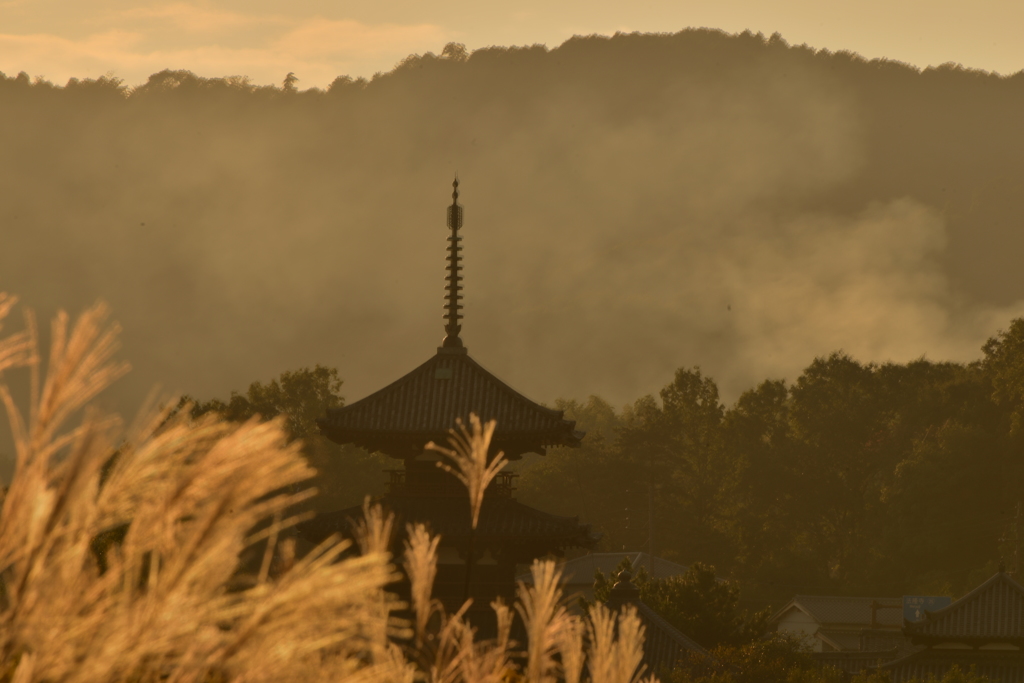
[769,600,813,626]
[298,494,599,552]
[770,595,902,629]
[317,346,584,458]
[904,571,1024,644]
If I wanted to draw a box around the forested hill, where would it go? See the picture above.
[3,28,1024,452]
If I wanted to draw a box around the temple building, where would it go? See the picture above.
[300,179,597,619]
[877,571,1024,683]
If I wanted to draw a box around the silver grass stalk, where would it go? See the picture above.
[587,603,651,683]
[355,497,396,557]
[556,614,586,683]
[453,599,515,683]
[0,294,660,683]
[403,522,441,650]
[491,598,515,676]
[516,559,570,683]
[612,605,648,683]
[426,413,507,530]
[430,600,471,683]
[0,294,34,382]
[0,297,400,683]
[354,500,405,659]
[587,603,618,683]
[427,413,508,602]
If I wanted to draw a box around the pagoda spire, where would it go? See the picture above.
[442,176,464,348]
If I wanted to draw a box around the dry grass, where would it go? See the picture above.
[0,295,655,683]
[586,604,649,683]
[426,415,507,530]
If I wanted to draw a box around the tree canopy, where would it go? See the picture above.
[195,314,1024,605]
[516,320,1024,604]
[186,365,387,512]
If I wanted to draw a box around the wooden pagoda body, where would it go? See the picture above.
[299,179,596,622]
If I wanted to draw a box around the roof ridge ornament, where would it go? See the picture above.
[442,176,465,348]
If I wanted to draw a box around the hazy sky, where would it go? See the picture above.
[2,0,1023,87]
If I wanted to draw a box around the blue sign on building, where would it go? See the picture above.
[903,595,952,622]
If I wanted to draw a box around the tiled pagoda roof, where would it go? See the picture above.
[317,345,584,459]
[903,571,1024,645]
[297,494,598,555]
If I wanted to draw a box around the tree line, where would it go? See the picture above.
[519,320,1024,604]
[185,319,1024,606]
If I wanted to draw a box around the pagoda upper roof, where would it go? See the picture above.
[903,571,1024,645]
[317,345,584,459]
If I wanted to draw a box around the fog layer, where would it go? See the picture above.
[2,30,1023,442]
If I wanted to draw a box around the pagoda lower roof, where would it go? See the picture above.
[298,494,598,555]
[318,345,584,459]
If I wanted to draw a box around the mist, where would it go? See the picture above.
[2,29,1024,472]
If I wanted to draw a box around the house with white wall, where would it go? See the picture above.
[771,595,904,652]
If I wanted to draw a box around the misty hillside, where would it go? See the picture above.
[3,28,1024,429]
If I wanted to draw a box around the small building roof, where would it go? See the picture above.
[318,346,584,459]
[771,595,903,630]
[903,571,1024,646]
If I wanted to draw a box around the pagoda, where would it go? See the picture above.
[301,178,597,617]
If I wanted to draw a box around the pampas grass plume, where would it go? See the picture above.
[0,294,658,683]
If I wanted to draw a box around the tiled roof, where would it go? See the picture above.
[516,552,690,586]
[772,595,903,629]
[298,494,597,550]
[878,647,1024,683]
[633,599,713,676]
[860,628,918,655]
[904,572,1024,645]
[318,346,583,458]
[816,629,863,651]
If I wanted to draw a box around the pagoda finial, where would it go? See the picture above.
[442,176,464,348]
